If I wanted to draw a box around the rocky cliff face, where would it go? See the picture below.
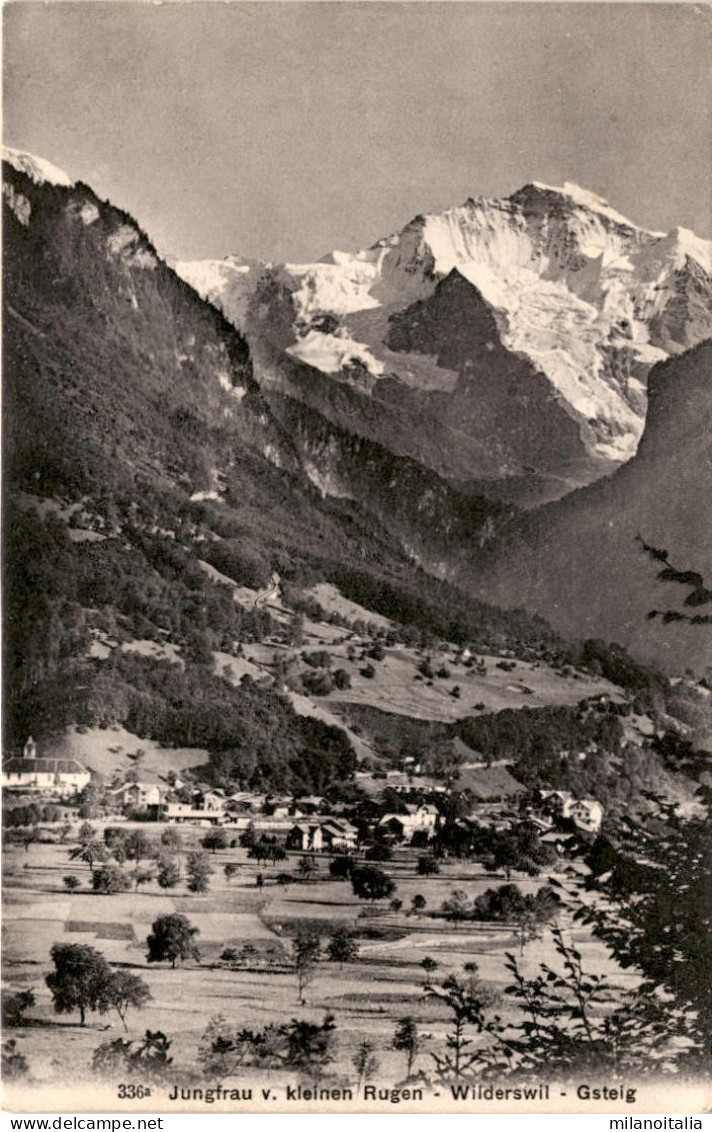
[464,340,712,673]
[177,182,711,505]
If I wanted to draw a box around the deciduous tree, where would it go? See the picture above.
[292,933,321,1005]
[350,865,396,903]
[106,970,152,1031]
[45,943,114,1026]
[146,914,200,968]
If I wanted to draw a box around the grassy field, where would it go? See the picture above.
[2,828,639,1100]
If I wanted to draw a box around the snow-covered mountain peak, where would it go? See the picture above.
[2,146,72,188]
[177,181,711,488]
[517,180,653,232]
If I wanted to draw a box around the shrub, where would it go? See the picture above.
[2,1039,29,1081]
[1,990,35,1027]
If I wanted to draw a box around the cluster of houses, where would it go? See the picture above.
[3,737,604,850]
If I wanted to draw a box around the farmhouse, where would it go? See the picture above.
[540,790,604,833]
[285,818,358,851]
[226,791,266,814]
[568,798,604,833]
[2,737,91,797]
[320,818,358,851]
[111,780,164,810]
[286,823,324,852]
[379,803,438,842]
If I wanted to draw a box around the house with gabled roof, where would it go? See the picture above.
[2,737,91,797]
[320,818,358,851]
[286,823,323,852]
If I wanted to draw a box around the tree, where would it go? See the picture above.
[248,836,278,867]
[63,874,81,892]
[411,894,426,916]
[92,1030,173,1083]
[637,536,712,626]
[77,821,95,846]
[70,839,109,876]
[326,926,358,970]
[21,826,40,853]
[45,943,114,1026]
[186,850,213,893]
[160,827,182,854]
[465,926,655,1078]
[328,855,354,879]
[224,862,239,882]
[512,908,543,955]
[425,975,496,1082]
[157,857,181,889]
[288,612,305,648]
[576,788,712,1071]
[280,1014,336,1087]
[392,1016,420,1079]
[146,914,200,968]
[353,1039,379,1092]
[417,855,439,876]
[485,833,520,880]
[441,888,471,921]
[134,868,154,892]
[365,843,392,862]
[297,855,318,880]
[105,970,152,1031]
[351,865,396,903]
[92,864,132,895]
[292,933,321,1004]
[198,1015,277,1083]
[201,829,229,854]
[125,830,155,877]
[421,956,438,975]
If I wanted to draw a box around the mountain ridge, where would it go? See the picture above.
[177,180,711,505]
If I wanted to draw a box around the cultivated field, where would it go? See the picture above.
[2,827,638,1101]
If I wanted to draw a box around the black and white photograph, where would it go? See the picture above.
[2,0,711,1117]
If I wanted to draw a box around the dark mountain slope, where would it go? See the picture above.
[466,341,712,673]
[3,159,511,569]
[3,157,567,757]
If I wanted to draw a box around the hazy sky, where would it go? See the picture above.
[4,2,711,261]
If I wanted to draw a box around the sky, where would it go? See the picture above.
[3,2,711,262]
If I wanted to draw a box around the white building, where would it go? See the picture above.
[540,789,604,833]
[2,737,91,797]
[378,803,439,841]
[111,781,164,809]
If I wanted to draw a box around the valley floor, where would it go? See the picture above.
[2,829,640,1111]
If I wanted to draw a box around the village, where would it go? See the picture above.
[3,733,604,853]
[2,583,667,1100]
[3,717,621,1101]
